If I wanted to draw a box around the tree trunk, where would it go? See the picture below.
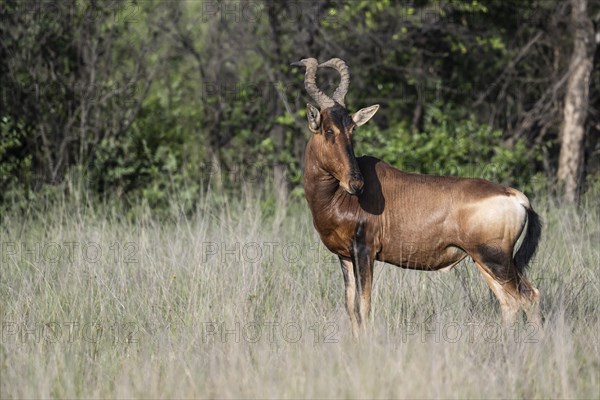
[557,0,595,203]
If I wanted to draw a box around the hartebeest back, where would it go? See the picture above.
[292,57,542,337]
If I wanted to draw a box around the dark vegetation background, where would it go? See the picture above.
[1,0,599,215]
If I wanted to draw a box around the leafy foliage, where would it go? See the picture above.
[0,117,34,210]
[1,0,598,212]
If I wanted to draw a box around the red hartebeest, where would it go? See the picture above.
[292,57,542,337]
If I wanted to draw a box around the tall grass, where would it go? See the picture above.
[1,187,598,399]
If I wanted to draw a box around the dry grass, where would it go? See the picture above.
[1,189,599,399]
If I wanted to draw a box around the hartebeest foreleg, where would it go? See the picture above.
[339,223,376,339]
[358,258,375,328]
[354,227,375,327]
[339,254,375,339]
[339,258,360,338]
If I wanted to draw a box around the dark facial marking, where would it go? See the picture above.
[322,105,355,136]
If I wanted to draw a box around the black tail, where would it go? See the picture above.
[514,207,542,272]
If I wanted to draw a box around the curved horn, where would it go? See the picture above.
[318,58,350,107]
[291,58,335,110]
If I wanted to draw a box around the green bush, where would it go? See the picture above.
[0,117,35,213]
[89,97,202,216]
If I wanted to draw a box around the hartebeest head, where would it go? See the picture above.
[292,58,380,195]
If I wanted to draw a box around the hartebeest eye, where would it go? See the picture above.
[325,129,334,136]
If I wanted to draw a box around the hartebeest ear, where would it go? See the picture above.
[306,103,321,132]
[352,104,380,127]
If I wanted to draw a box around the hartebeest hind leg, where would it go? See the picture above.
[472,244,541,325]
[517,273,542,326]
[474,261,521,325]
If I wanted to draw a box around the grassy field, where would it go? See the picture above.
[1,187,599,399]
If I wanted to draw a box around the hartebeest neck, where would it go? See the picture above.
[302,135,371,258]
[303,136,356,215]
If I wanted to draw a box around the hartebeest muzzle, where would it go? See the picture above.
[347,174,364,195]
[341,144,364,195]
